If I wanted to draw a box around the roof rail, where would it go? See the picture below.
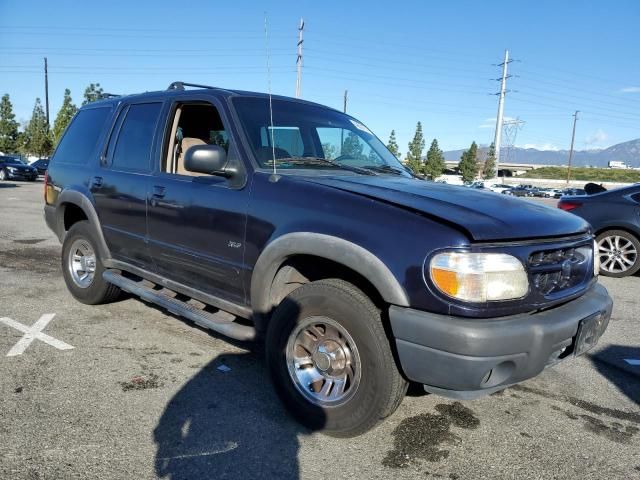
[167,81,215,91]
[102,93,122,99]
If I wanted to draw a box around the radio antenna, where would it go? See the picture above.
[264,14,278,180]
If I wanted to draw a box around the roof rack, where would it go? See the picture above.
[167,81,215,91]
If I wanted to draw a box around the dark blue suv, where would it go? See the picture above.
[44,82,612,436]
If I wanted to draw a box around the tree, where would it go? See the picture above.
[322,142,338,160]
[52,89,78,145]
[458,141,479,183]
[0,94,20,153]
[83,83,105,105]
[423,138,446,179]
[482,142,496,179]
[386,130,400,158]
[406,122,425,174]
[342,131,366,161]
[20,98,52,157]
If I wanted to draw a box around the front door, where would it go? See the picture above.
[146,100,248,304]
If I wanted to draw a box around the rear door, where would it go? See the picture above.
[92,101,163,270]
[146,98,249,304]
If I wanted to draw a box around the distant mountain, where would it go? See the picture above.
[443,138,640,168]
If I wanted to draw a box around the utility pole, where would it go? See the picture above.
[295,18,304,98]
[493,49,512,182]
[567,110,579,185]
[343,89,348,113]
[44,57,50,129]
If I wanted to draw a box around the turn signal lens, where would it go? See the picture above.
[430,252,528,302]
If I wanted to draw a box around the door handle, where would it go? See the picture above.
[91,176,103,188]
[152,186,166,198]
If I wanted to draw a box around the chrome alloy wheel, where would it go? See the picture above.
[285,316,362,407]
[68,238,97,288]
[598,235,638,274]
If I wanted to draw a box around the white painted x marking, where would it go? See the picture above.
[0,314,74,357]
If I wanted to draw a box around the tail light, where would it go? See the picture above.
[558,200,582,212]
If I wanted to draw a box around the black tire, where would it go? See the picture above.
[266,279,408,437]
[596,229,640,278]
[61,221,121,304]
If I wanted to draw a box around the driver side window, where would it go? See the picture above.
[163,103,230,177]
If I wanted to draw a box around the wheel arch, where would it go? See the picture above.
[250,233,410,325]
[56,189,111,261]
[594,223,640,241]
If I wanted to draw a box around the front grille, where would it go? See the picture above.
[529,244,592,296]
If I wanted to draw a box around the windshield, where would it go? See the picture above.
[232,97,409,175]
[0,156,21,165]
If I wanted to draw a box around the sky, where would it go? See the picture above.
[1,0,639,155]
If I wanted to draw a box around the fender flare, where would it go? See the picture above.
[250,232,410,316]
[56,189,111,261]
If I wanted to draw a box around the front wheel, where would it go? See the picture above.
[596,230,640,277]
[0,169,6,181]
[266,279,408,437]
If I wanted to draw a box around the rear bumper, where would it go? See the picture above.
[389,283,612,399]
[44,204,63,242]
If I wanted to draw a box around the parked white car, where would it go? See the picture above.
[487,183,511,194]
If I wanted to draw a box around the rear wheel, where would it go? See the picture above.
[266,279,408,437]
[596,229,640,277]
[61,221,121,304]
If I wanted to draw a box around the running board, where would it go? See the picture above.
[103,270,257,342]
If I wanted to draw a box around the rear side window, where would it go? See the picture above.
[52,107,111,164]
[111,103,162,173]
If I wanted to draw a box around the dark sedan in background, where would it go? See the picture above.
[558,184,640,277]
[0,156,38,181]
[30,158,49,175]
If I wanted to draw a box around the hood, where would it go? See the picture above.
[6,162,32,169]
[300,175,590,241]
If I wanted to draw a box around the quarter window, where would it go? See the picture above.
[53,107,111,165]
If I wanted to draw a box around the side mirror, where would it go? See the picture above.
[184,145,231,177]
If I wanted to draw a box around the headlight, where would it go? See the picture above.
[7,166,16,172]
[430,252,528,302]
[593,239,600,276]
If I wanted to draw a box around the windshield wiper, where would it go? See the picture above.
[361,165,409,176]
[282,156,376,175]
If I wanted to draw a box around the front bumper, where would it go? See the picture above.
[5,170,37,180]
[389,283,612,399]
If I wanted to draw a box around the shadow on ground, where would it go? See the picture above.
[589,344,640,405]
[153,350,323,480]
[0,182,17,188]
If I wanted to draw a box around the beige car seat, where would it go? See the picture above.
[177,137,207,176]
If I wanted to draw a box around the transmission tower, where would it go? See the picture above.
[502,118,525,164]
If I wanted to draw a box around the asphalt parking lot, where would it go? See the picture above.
[1,181,639,480]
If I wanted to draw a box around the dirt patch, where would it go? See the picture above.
[579,414,638,444]
[120,373,162,392]
[382,402,479,468]
[0,247,60,275]
[13,238,47,245]
[512,384,640,424]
